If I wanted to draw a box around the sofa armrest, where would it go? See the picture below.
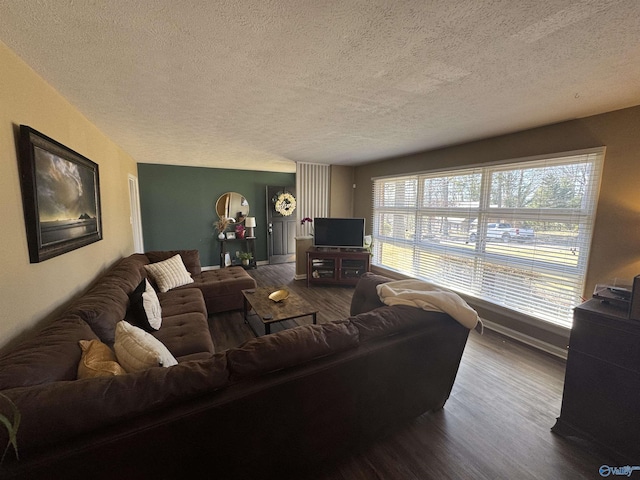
[350,272,392,316]
[0,315,98,389]
[0,355,229,454]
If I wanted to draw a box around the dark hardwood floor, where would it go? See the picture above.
[209,262,355,350]
[209,263,613,480]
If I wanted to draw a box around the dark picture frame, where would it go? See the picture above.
[18,126,102,263]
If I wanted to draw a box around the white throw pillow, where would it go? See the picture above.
[114,321,178,372]
[142,279,162,330]
[129,278,162,331]
[144,254,194,293]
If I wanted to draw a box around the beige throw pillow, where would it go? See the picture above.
[77,339,126,379]
[114,321,178,372]
[144,254,194,293]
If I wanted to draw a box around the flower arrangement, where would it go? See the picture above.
[300,216,314,236]
[215,218,230,234]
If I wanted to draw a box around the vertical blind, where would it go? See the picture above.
[372,149,604,328]
[296,162,330,236]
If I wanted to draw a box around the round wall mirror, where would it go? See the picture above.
[216,192,249,224]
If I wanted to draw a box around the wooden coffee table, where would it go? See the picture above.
[242,286,318,335]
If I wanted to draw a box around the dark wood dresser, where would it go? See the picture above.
[552,298,640,462]
[306,247,370,287]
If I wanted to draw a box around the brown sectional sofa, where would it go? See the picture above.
[0,254,472,479]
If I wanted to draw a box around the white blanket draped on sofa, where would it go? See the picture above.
[377,279,483,333]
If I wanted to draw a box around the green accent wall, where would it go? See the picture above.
[138,163,295,267]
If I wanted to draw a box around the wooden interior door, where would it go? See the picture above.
[266,186,296,264]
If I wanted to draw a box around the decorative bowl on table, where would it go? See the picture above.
[268,289,289,302]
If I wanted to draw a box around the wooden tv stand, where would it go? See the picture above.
[306,247,370,287]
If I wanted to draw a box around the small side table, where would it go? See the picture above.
[219,237,257,269]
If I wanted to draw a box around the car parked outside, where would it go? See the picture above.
[469,222,535,243]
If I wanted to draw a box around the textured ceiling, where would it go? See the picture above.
[1,1,639,173]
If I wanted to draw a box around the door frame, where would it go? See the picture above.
[266,186,296,264]
[128,174,144,253]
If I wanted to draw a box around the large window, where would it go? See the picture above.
[372,149,604,328]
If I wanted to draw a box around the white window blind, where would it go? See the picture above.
[296,162,330,236]
[372,150,604,328]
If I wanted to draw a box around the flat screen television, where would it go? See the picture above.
[313,217,365,249]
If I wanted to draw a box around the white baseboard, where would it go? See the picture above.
[480,318,568,360]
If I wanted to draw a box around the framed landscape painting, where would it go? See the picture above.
[18,126,102,263]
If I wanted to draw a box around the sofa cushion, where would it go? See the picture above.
[129,279,162,332]
[77,339,126,379]
[114,321,178,372]
[153,312,215,360]
[67,283,130,345]
[189,267,256,297]
[226,320,359,378]
[144,254,194,293]
[64,255,150,345]
[0,315,98,389]
[187,267,257,313]
[99,254,150,294]
[145,249,202,276]
[149,287,213,360]
[156,287,206,318]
